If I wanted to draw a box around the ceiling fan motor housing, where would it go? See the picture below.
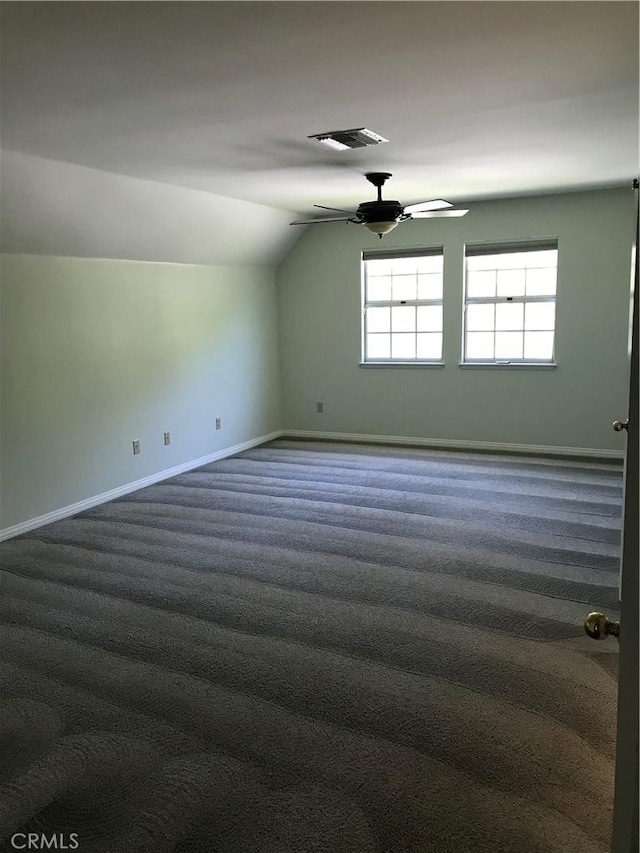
[356,200,404,223]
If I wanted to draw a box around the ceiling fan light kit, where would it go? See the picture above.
[364,220,399,236]
[290,172,469,239]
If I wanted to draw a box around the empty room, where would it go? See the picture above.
[0,3,638,853]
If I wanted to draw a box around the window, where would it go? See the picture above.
[463,240,558,364]
[362,249,444,363]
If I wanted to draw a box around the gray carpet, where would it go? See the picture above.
[0,439,621,852]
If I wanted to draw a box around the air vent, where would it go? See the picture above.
[309,128,389,151]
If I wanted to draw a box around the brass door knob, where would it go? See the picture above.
[612,419,629,432]
[584,612,620,640]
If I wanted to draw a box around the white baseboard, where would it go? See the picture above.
[0,429,285,542]
[281,429,625,461]
[1,427,622,541]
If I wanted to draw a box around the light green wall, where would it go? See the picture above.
[0,255,282,530]
[277,188,634,452]
[1,189,634,531]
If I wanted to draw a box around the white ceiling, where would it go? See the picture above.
[1,1,638,216]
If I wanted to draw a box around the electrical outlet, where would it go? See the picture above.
[132,440,140,455]
[316,401,324,413]
[164,432,171,446]
[215,417,222,430]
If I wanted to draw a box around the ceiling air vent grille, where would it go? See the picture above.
[309,128,389,151]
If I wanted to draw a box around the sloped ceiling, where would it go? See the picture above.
[1,151,297,267]
[1,1,638,264]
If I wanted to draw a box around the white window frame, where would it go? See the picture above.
[462,240,558,366]
[361,247,445,365]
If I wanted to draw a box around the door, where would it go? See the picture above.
[610,179,639,853]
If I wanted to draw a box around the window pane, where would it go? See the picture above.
[466,332,494,359]
[391,333,416,359]
[367,306,391,333]
[367,334,390,359]
[390,257,421,275]
[466,303,494,331]
[417,273,443,300]
[495,252,529,270]
[467,254,500,271]
[525,301,555,330]
[495,302,524,331]
[496,269,526,297]
[392,275,417,302]
[417,333,442,359]
[417,305,442,332]
[367,275,392,301]
[524,331,554,360]
[525,250,557,268]
[495,331,524,359]
[467,270,496,298]
[391,305,416,332]
[366,259,393,276]
[526,268,557,296]
[416,255,443,274]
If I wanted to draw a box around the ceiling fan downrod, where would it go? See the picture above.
[365,172,392,202]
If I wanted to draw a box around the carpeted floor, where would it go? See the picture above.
[0,439,621,852]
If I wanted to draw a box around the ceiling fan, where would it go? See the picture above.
[290,172,469,238]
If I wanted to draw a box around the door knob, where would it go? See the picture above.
[612,419,629,432]
[584,612,620,640]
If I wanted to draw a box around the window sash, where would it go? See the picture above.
[463,297,556,363]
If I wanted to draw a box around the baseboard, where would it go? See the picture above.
[281,429,625,461]
[0,429,285,542]
[2,427,621,541]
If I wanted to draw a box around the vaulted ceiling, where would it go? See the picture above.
[2,1,638,218]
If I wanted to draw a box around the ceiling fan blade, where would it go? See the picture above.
[314,204,358,214]
[403,199,453,213]
[410,209,469,218]
[290,216,353,225]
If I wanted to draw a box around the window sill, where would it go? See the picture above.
[360,361,445,368]
[458,362,556,369]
